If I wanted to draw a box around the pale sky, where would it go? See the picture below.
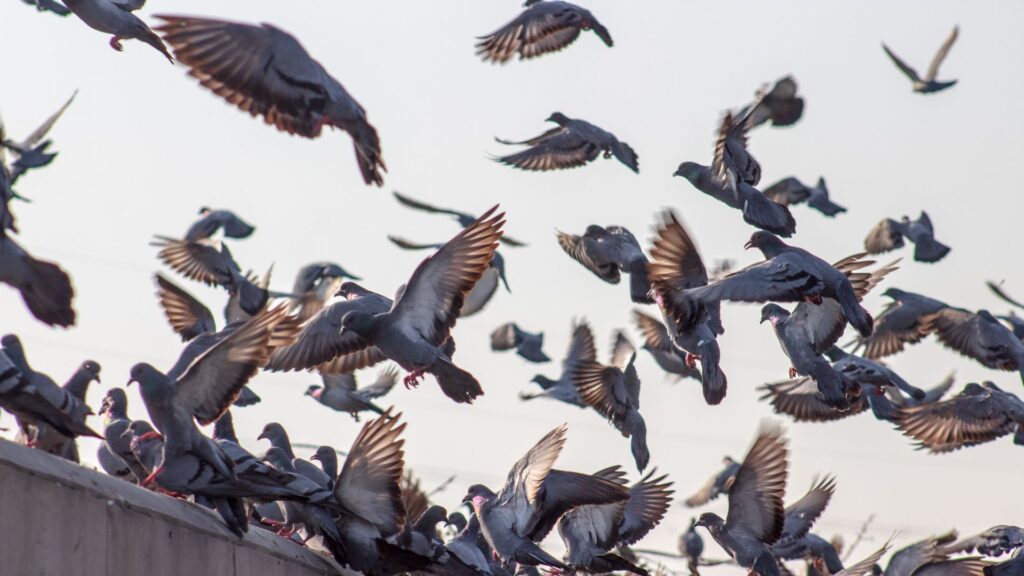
[2,0,1023,570]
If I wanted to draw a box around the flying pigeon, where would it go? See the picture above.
[476,1,612,64]
[825,347,926,401]
[151,235,268,317]
[155,15,385,186]
[0,234,75,327]
[2,91,76,186]
[63,0,173,62]
[631,309,702,383]
[22,0,71,16]
[491,323,551,363]
[763,177,846,217]
[922,308,1024,383]
[865,212,950,263]
[713,105,762,194]
[394,191,527,246]
[184,207,255,242]
[740,76,805,129]
[944,525,1024,557]
[304,366,399,421]
[895,382,1024,453]
[674,162,796,237]
[883,26,959,94]
[758,376,901,424]
[879,531,961,576]
[495,113,638,173]
[770,476,836,562]
[683,456,740,508]
[291,262,361,322]
[522,320,594,407]
[557,225,652,304]
[854,288,949,359]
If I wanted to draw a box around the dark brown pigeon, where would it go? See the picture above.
[476,0,612,64]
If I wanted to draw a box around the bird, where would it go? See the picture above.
[895,381,1024,453]
[98,387,149,484]
[62,0,173,62]
[694,423,789,576]
[681,518,706,575]
[740,76,805,129]
[865,212,950,263]
[495,113,638,173]
[522,320,595,407]
[878,531,961,576]
[304,366,399,421]
[22,0,71,16]
[393,191,527,247]
[769,476,837,563]
[945,525,1024,557]
[883,26,959,94]
[476,1,612,64]
[758,376,901,424]
[1,90,76,186]
[569,327,650,472]
[825,346,927,402]
[631,309,702,383]
[922,308,1024,383]
[763,177,846,217]
[683,456,740,508]
[853,288,949,359]
[462,423,630,570]
[490,323,551,363]
[713,105,762,194]
[184,207,255,242]
[256,421,332,487]
[16,358,101,462]
[674,162,796,237]
[557,225,652,304]
[290,262,362,322]
[0,234,76,327]
[155,15,385,186]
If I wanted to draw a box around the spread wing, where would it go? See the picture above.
[151,236,235,286]
[726,423,788,543]
[476,4,602,63]
[632,309,673,352]
[617,470,673,545]
[686,254,822,306]
[154,273,215,341]
[759,377,868,422]
[265,295,389,372]
[335,409,407,535]
[924,309,1018,369]
[501,423,567,505]
[776,476,835,545]
[882,44,922,83]
[557,229,620,283]
[763,178,810,207]
[865,219,905,254]
[895,385,1015,453]
[360,365,399,399]
[926,26,959,81]
[393,190,465,219]
[496,128,600,171]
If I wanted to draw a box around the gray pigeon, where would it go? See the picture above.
[156,15,385,186]
[681,518,705,574]
[22,0,72,16]
[694,423,788,576]
[865,212,950,263]
[99,387,149,483]
[674,162,796,237]
[19,359,101,461]
[394,191,527,246]
[557,225,652,304]
[0,234,75,327]
[883,27,959,94]
[881,531,960,576]
[769,477,836,560]
[777,532,847,575]
[262,446,344,543]
[462,424,630,570]
[291,262,361,322]
[476,1,612,63]
[184,207,255,242]
[62,0,172,62]
[496,113,638,173]
[2,91,76,185]
[945,526,1024,557]
[923,308,1024,383]
[758,376,900,424]
[683,456,740,508]
[631,309,702,383]
[490,323,550,363]
[741,76,805,129]
[896,382,1024,453]
[569,327,649,472]
[763,177,846,217]
[557,469,674,575]
[887,372,956,408]
[521,320,594,407]
[151,236,268,317]
[854,288,948,359]
[713,105,761,193]
[825,347,926,401]
[257,422,332,487]
[310,446,339,487]
[333,207,505,403]
[304,366,399,421]
[123,419,164,477]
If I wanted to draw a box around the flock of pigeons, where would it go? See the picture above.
[2,1,1022,576]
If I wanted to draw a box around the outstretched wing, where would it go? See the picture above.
[926,26,959,81]
[882,44,922,83]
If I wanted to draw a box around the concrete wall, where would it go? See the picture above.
[0,438,359,576]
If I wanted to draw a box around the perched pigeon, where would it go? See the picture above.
[0,234,75,327]
[262,446,344,543]
[151,236,268,317]
[522,320,594,407]
[257,422,332,487]
[99,388,149,483]
[304,366,399,421]
[631,309,702,383]
[155,15,385,186]
[22,0,71,16]
[184,208,255,242]
[63,0,172,62]
[310,446,340,488]
[763,177,846,217]
[569,327,649,472]
[674,162,796,237]
[462,424,630,570]
[922,309,1024,383]
[646,210,728,404]
[883,27,959,94]
[865,212,950,263]
[854,288,949,359]
[394,191,527,246]
[557,469,674,575]
[557,225,651,304]
[123,419,164,476]
[895,382,1024,453]
[491,323,550,363]
[741,76,805,129]
[496,113,638,173]
[19,359,101,461]
[476,1,612,64]
[683,455,740,508]
[694,423,788,576]
[291,262,361,322]
[680,518,706,574]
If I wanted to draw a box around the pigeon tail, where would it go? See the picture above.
[820,542,845,574]
[810,364,850,411]
[742,190,797,237]
[629,261,654,304]
[19,255,75,327]
[136,26,174,64]
[752,552,783,576]
[590,20,614,47]
[629,417,650,472]
[836,284,873,338]
[513,541,569,570]
[237,278,269,316]
[698,339,727,405]
[430,359,484,404]
[866,390,899,422]
[350,120,385,187]
[593,552,649,576]
[211,497,248,538]
[913,237,950,263]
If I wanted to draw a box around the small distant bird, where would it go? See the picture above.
[155,15,385,187]
[923,308,1024,383]
[522,320,593,407]
[680,518,706,574]
[304,366,398,421]
[896,382,1024,453]
[883,26,959,94]
[63,0,173,62]
[865,212,950,263]
[490,323,550,363]
[741,76,805,129]
[476,0,612,64]
[683,456,740,508]
[763,177,846,217]
[496,113,638,173]
[854,288,949,359]
[184,207,255,242]
[393,191,527,246]
[557,225,651,304]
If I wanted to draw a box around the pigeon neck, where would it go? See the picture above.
[64,369,94,400]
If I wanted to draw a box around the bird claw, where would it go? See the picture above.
[276,527,297,538]
[685,353,699,370]
[141,466,163,489]
[403,369,425,389]
[109,36,124,52]
[788,367,798,378]
[804,294,823,305]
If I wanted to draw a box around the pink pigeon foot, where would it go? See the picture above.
[403,369,425,389]
[685,353,699,370]
[109,36,124,51]
[141,465,163,488]
[788,367,798,378]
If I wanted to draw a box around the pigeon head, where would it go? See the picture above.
[127,363,169,394]
[416,505,451,530]
[673,161,703,181]
[491,251,510,292]
[530,374,555,387]
[462,484,497,509]
[311,446,340,478]
[261,446,292,470]
[100,388,128,418]
[744,231,786,256]
[1,334,25,360]
[760,303,790,325]
[305,385,322,398]
[447,511,468,533]
[694,512,724,532]
[257,422,287,445]
[81,360,101,383]
[198,206,211,215]
[546,112,570,125]
[977,310,999,323]
[336,281,368,299]
[340,310,376,335]
[881,287,905,300]
[722,455,736,466]
[124,419,158,441]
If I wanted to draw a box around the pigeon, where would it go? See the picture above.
[490,323,551,363]
[569,328,649,472]
[462,424,630,570]
[647,211,729,405]
[763,177,846,217]
[985,553,1024,576]
[261,446,345,543]
[304,366,399,421]
[257,422,332,487]
[123,419,164,476]
[310,446,340,489]
[2,91,76,185]
[495,113,638,173]
[155,16,385,186]
[996,313,1024,341]
[99,387,149,483]
[694,423,788,576]
[887,372,956,408]
[393,191,527,247]
[683,456,740,508]
[631,309,702,383]
[20,359,101,461]
[674,162,796,237]
[184,207,255,242]
[922,308,1024,383]
[329,207,505,403]
[741,76,805,129]
[0,234,75,327]
[557,225,652,304]
[854,288,949,359]
[291,262,362,322]
[779,532,848,576]
[151,236,268,317]
[895,382,1024,453]
[522,320,594,407]
[683,231,881,338]
[758,376,903,424]
[865,212,950,263]
[557,469,674,575]
[681,518,706,574]
[883,27,959,94]
[476,1,612,64]
[713,106,762,194]
[22,0,71,16]
[62,0,173,62]
[769,476,836,560]
[945,526,1024,557]
[881,531,960,576]
[824,347,927,401]
[153,273,217,341]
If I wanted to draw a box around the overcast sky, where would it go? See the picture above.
[2,0,1023,569]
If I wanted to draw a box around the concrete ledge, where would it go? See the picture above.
[0,438,358,575]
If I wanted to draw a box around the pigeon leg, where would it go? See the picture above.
[403,369,426,389]
[685,353,700,370]
[141,465,163,488]
[261,518,286,529]
[109,36,124,51]
[276,527,297,538]
[803,294,823,305]
[788,367,798,378]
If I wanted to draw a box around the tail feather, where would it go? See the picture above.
[837,285,873,337]
[514,541,569,569]
[350,120,385,187]
[138,27,175,64]
[629,261,653,304]
[752,552,783,576]
[913,237,950,263]
[237,277,269,316]
[590,20,614,47]
[866,389,899,422]
[19,255,75,327]
[431,360,483,404]
[811,364,850,411]
[698,340,727,405]
[743,190,797,237]
[595,552,649,576]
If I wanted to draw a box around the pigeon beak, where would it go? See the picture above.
[743,240,754,250]
[94,375,102,384]
[257,432,268,441]
[461,494,472,504]
[310,454,320,462]
[126,377,137,387]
